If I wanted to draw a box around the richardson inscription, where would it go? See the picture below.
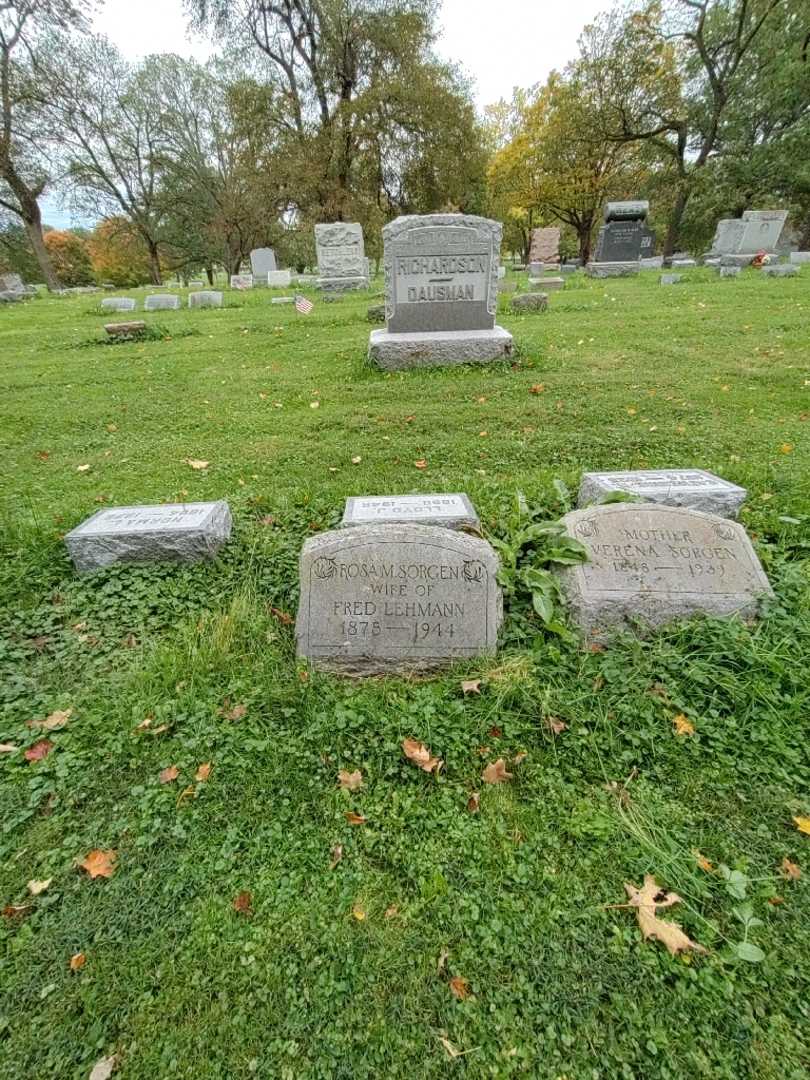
[296,524,502,674]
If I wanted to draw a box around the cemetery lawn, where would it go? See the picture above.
[2,271,809,1080]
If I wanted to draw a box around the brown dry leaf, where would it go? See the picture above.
[694,852,714,872]
[0,743,18,753]
[186,459,209,470]
[351,901,366,921]
[79,849,117,879]
[402,738,442,774]
[25,739,54,762]
[793,816,810,835]
[232,891,253,916]
[414,459,427,469]
[547,717,567,736]
[781,858,801,881]
[219,701,247,722]
[195,763,212,782]
[623,875,708,956]
[29,708,71,732]
[89,1055,118,1080]
[134,717,153,732]
[3,903,32,919]
[384,905,399,919]
[449,976,471,1000]
[329,844,343,870]
[338,768,363,792]
[37,450,50,462]
[672,714,695,736]
[121,633,137,649]
[461,679,481,695]
[345,811,367,825]
[513,752,528,766]
[467,791,480,813]
[482,759,513,785]
[27,878,52,896]
[70,952,86,972]
[159,765,179,784]
[269,606,294,625]
[768,895,784,906]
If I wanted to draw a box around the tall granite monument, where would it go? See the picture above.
[529,227,560,266]
[250,247,277,278]
[368,213,513,370]
[704,210,790,265]
[315,223,369,293]
[588,201,650,276]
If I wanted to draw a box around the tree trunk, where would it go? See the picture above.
[206,265,214,285]
[664,185,691,259]
[578,223,592,264]
[21,202,60,291]
[146,240,162,285]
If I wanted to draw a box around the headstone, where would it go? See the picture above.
[144,294,180,311]
[295,523,502,674]
[267,270,292,287]
[789,251,810,264]
[497,280,518,294]
[271,296,296,305]
[367,303,386,323]
[189,280,205,287]
[577,469,747,518]
[529,227,561,266]
[660,274,682,286]
[560,263,579,274]
[541,277,564,291]
[0,272,25,293]
[585,262,639,278]
[720,253,755,268]
[368,213,513,370]
[65,501,232,573]
[706,210,789,258]
[592,201,649,267]
[529,261,544,278]
[708,218,746,256]
[188,291,223,308]
[341,493,480,531]
[761,263,798,278]
[511,293,548,313]
[104,321,146,336]
[719,265,741,278]
[671,258,696,268]
[0,290,26,303]
[101,298,136,312]
[230,274,254,290]
[315,222,369,292]
[556,504,772,639]
[250,247,277,277]
[497,266,506,280]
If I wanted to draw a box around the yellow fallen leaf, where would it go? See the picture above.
[673,714,695,736]
[461,679,481,695]
[351,455,362,464]
[78,849,117,879]
[76,464,91,472]
[27,878,52,896]
[195,762,212,782]
[186,459,209,470]
[482,758,513,784]
[694,851,714,872]
[159,765,179,784]
[623,875,707,956]
[329,844,343,869]
[70,952,86,972]
[28,708,71,732]
[352,901,366,921]
[338,769,363,791]
[0,743,19,753]
[89,1055,117,1080]
[345,812,367,825]
[793,816,810,835]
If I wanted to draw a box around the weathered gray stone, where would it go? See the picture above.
[529,261,544,277]
[367,303,386,323]
[188,291,223,308]
[188,280,205,287]
[65,501,232,573]
[144,294,180,311]
[230,274,253,290]
[315,222,369,292]
[585,262,640,278]
[641,256,664,269]
[104,321,146,336]
[271,296,296,305]
[511,292,548,313]
[604,200,649,222]
[541,277,564,291]
[497,280,518,294]
[789,251,810,264]
[369,327,513,370]
[720,253,755,267]
[295,523,502,674]
[0,290,26,303]
[529,227,561,265]
[761,263,798,277]
[719,266,741,278]
[660,274,682,286]
[560,263,580,274]
[497,266,506,279]
[557,504,772,640]
[250,247,277,276]
[671,258,696,268]
[707,218,746,256]
[0,272,27,293]
[708,210,789,258]
[577,469,747,518]
[341,494,480,531]
[101,298,136,313]
[267,270,292,287]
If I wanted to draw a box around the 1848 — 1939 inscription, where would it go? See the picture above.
[557,504,772,640]
[296,524,502,674]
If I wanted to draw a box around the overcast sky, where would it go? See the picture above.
[44,0,607,227]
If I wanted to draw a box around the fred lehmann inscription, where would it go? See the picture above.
[557,504,772,640]
[296,523,502,674]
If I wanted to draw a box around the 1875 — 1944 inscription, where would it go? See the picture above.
[296,524,502,674]
[556,504,772,641]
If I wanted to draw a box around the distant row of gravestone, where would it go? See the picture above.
[102,292,223,313]
[64,469,772,675]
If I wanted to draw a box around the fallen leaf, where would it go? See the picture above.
[547,718,567,736]
[467,791,480,813]
[384,904,399,919]
[438,1035,463,1059]
[351,901,366,921]
[186,459,209,470]
[437,948,449,973]
[89,1055,117,1080]
[781,857,801,881]
[793,816,810,835]
[70,952,86,972]
[269,606,294,625]
[0,743,18,753]
[195,762,212,782]
[78,849,117,879]
[121,633,137,648]
[338,769,363,792]
[402,738,442,774]
[159,765,179,784]
[623,875,707,956]
[779,443,794,454]
[29,709,71,732]
[219,701,247,722]
[25,739,54,762]
[694,852,714,872]
[672,714,695,736]
[351,455,362,464]
[461,679,481,695]
[177,785,196,805]
[232,891,253,916]
[449,976,471,1000]
[2,903,32,919]
[310,400,320,409]
[488,726,502,739]
[482,758,512,784]
[529,384,545,394]
[345,812,367,825]
[27,878,52,896]
[37,451,50,461]
[329,844,343,869]
[76,464,91,472]
[414,459,427,469]
[106,423,118,433]
[768,895,784,906]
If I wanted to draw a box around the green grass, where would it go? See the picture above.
[1,270,808,1079]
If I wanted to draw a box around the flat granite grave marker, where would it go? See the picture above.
[296,523,502,674]
[789,251,810,264]
[65,501,232,573]
[660,274,682,285]
[762,263,798,278]
[230,274,253,290]
[719,266,741,278]
[101,298,136,312]
[511,292,548,313]
[369,213,513,369]
[577,469,747,518]
[188,291,222,308]
[315,222,369,293]
[144,294,180,311]
[341,493,480,531]
[557,504,772,639]
[105,321,146,336]
[267,270,292,287]
[250,247,277,277]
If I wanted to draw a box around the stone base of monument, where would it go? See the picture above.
[511,293,548,313]
[719,266,741,278]
[318,276,369,293]
[762,264,798,277]
[585,262,640,278]
[720,254,756,267]
[641,256,664,269]
[105,321,147,336]
[65,501,232,573]
[369,327,514,371]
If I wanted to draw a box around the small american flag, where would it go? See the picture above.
[295,294,314,314]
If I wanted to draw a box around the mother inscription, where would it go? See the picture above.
[557,504,772,640]
[296,524,502,674]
